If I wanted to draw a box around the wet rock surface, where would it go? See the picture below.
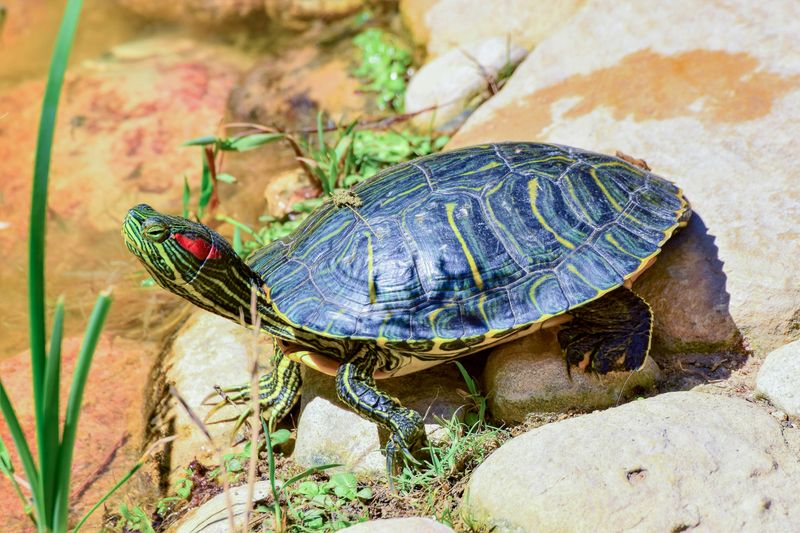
[228,38,374,131]
[483,329,660,423]
[0,335,159,532]
[293,364,467,474]
[405,36,527,132]
[449,0,800,355]
[756,340,800,417]
[463,392,800,532]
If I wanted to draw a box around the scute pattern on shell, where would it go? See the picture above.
[248,143,686,346]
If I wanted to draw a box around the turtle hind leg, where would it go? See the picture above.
[207,344,302,432]
[557,286,652,374]
[335,346,425,482]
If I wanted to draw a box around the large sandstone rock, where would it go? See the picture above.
[405,37,527,131]
[160,311,273,478]
[483,329,660,422]
[339,517,455,533]
[400,0,586,56]
[463,391,800,531]
[756,340,800,417]
[0,335,159,533]
[293,364,467,475]
[449,0,800,354]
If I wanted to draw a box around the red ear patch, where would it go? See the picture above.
[173,234,223,260]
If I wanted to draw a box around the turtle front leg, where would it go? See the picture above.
[335,346,426,479]
[558,286,653,375]
[208,344,302,432]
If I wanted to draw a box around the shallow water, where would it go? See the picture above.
[0,0,258,358]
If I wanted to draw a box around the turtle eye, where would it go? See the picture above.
[142,219,169,243]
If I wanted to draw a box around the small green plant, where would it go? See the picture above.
[454,361,488,427]
[115,504,155,533]
[287,472,372,530]
[352,28,413,112]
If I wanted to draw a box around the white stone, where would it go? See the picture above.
[164,311,273,476]
[400,0,586,56]
[463,392,800,531]
[756,340,800,417]
[168,481,276,533]
[293,365,468,475]
[405,37,527,131]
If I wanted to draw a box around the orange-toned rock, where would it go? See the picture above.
[450,0,800,354]
[0,0,147,84]
[0,36,252,359]
[0,334,158,532]
[228,41,373,132]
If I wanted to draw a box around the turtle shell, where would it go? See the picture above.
[248,143,688,348]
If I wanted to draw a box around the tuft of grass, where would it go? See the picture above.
[352,28,413,112]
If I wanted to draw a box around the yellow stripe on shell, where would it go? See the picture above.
[445,202,485,290]
[527,178,576,250]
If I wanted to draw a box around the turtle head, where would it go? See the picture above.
[122,204,263,321]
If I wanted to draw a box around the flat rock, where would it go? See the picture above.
[0,335,159,533]
[293,364,468,475]
[483,329,660,423]
[400,0,585,56]
[405,37,527,131]
[449,0,800,354]
[463,391,800,531]
[756,340,800,417]
[161,311,273,479]
[339,517,455,533]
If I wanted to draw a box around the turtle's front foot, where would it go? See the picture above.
[205,347,302,434]
[335,348,428,485]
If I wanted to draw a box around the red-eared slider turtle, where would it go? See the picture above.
[123,142,690,473]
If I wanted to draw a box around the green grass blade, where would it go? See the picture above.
[198,152,211,218]
[40,298,65,525]
[0,433,31,517]
[29,1,84,515]
[0,381,43,526]
[71,456,144,533]
[52,290,112,532]
[182,176,191,219]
